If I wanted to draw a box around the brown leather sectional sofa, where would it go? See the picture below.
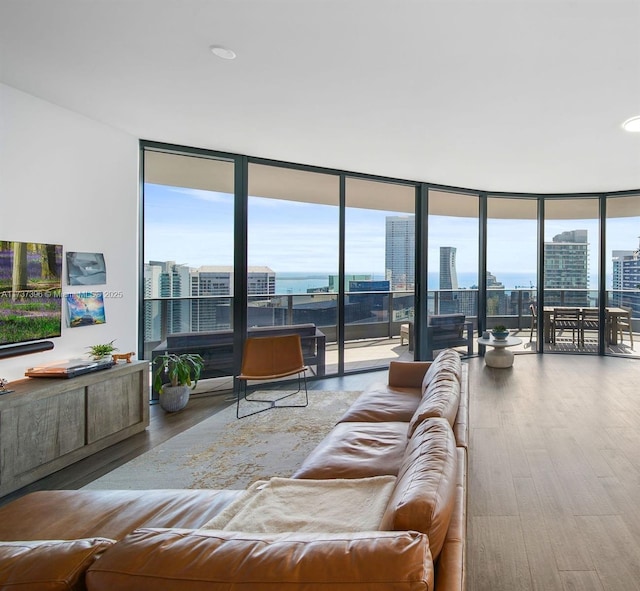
[0,348,467,591]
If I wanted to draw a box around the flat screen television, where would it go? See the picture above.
[0,240,63,348]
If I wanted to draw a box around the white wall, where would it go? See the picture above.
[0,83,139,382]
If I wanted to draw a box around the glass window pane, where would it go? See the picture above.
[428,190,478,358]
[345,178,415,371]
[487,197,537,353]
[143,150,235,393]
[544,198,599,353]
[606,194,640,357]
[247,164,339,377]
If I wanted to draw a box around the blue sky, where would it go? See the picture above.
[145,184,638,285]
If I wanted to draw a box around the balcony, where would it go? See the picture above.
[143,287,639,385]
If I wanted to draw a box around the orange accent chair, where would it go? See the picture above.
[236,334,308,418]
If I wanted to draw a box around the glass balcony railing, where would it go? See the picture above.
[143,288,639,371]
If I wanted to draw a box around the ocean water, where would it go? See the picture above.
[275,271,606,294]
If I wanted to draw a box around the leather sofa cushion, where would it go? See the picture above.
[86,528,435,591]
[0,489,241,542]
[337,385,421,423]
[0,538,114,591]
[380,417,458,561]
[388,361,431,389]
[292,421,410,479]
[408,378,461,437]
[422,350,462,391]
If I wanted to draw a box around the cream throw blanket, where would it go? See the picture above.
[201,475,397,533]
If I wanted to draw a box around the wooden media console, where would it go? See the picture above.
[0,361,149,497]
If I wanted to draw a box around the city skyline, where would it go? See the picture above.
[145,183,639,288]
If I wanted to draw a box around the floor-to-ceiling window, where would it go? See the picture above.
[486,196,538,353]
[544,198,600,354]
[141,143,640,385]
[605,194,640,358]
[247,163,339,378]
[142,149,236,394]
[427,189,479,357]
[344,178,416,371]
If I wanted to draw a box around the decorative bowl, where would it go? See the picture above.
[491,329,509,340]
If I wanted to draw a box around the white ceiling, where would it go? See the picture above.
[1,0,639,194]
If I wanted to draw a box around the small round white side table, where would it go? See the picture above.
[477,335,523,368]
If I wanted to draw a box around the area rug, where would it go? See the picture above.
[83,390,361,491]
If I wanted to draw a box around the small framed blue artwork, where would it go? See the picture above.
[66,292,106,327]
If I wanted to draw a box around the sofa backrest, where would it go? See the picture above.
[422,349,462,390]
[380,417,458,561]
[408,377,461,437]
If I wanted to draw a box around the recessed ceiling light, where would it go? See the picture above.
[209,45,236,60]
[622,116,640,132]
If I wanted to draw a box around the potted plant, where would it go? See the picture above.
[152,352,205,412]
[87,340,118,360]
[491,325,509,340]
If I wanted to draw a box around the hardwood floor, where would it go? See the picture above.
[467,353,640,591]
[5,353,640,591]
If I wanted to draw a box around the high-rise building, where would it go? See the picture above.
[190,265,275,331]
[439,247,458,290]
[612,243,640,315]
[143,261,191,343]
[544,229,589,306]
[613,250,633,288]
[189,265,275,298]
[439,246,459,313]
[145,263,277,337]
[385,216,415,291]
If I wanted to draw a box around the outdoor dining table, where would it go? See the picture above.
[542,306,627,345]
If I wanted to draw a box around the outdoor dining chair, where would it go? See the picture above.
[616,306,634,348]
[552,308,581,345]
[580,308,600,346]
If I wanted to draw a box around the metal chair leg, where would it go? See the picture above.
[236,371,308,419]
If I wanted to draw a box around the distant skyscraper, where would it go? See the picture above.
[486,272,504,289]
[439,246,459,313]
[612,250,634,297]
[439,247,458,290]
[144,261,191,343]
[544,229,589,306]
[190,265,275,331]
[144,262,277,338]
[385,216,415,291]
[612,241,640,314]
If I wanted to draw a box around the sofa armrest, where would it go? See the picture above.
[388,361,432,388]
